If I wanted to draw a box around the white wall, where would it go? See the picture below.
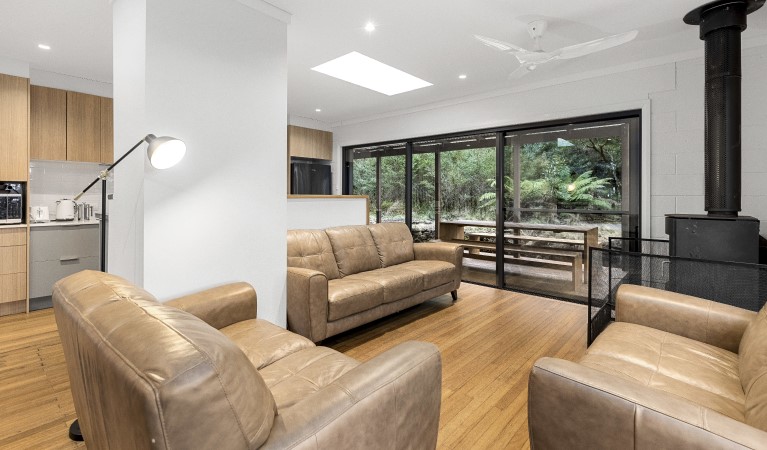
[0,56,29,78]
[112,0,288,325]
[287,196,368,230]
[30,69,112,97]
[332,44,767,238]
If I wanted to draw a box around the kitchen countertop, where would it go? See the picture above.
[30,219,100,228]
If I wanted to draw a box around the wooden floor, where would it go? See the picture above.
[0,283,587,449]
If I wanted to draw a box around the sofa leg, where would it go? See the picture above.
[451,290,458,302]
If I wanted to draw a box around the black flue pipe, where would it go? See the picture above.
[684,0,764,216]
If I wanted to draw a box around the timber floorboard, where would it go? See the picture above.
[0,283,587,449]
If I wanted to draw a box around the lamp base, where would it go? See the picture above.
[69,419,84,441]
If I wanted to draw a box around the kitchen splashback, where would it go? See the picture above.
[29,160,113,219]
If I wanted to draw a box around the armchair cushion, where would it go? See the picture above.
[220,319,314,370]
[326,225,382,277]
[582,321,744,421]
[260,347,360,410]
[368,222,415,267]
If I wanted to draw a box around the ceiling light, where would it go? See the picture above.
[364,22,376,32]
[38,44,51,50]
[311,51,432,96]
[458,74,467,79]
[315,108,322,112]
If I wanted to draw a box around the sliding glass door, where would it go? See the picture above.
[344,112,640,302]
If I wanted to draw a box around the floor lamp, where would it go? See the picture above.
[68,133,186,441]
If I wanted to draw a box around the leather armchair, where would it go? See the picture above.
[53,270,442,449]
[529,284,767,449]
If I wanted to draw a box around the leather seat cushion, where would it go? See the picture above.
[581,321,745,421]
[220,319,315,370]
[287,229,341,280]
[368,222,415,267]
[327,278,384,321]
[325,225,382,277]
[345,267,424,304]
[259,346,359,410]
[739,303,767,431]
[397,260,455,290]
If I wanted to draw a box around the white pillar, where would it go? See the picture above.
[112,0,288,325]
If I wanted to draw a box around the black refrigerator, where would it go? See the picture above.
[290,158,332,195]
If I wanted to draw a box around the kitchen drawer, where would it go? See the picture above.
[0,272,26,303]
[29,256,98,299]
[0,228,26,246]
[0,245,26,274]
[30,226,99,262]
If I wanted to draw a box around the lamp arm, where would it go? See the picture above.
[73,136,149,201]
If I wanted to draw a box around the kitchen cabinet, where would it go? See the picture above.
[30,85,67,161]
[67,91,102,163]
[288,125,333,160]
[0,228,27,316]
[29,224,98,301]
[100,97,114,164]
[0,74,29,181]
[30,87,113,164]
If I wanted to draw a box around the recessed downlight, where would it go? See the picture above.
[38,44,51,50]
[364,22,376,32]
[315,108,322,112]
[458,74,467,79]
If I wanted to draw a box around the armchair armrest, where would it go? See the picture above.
[529,357,767,449]
[261,341,441,450]
[165,282,256,330]
[615,284,756,352]
[287,267,329,342]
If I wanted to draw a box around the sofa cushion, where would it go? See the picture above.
[397,260,455,290]
[288,229,340,280]
[581,321,744,422]
[259,346,359,410]
[346,267,424,304]
[327,278,384,321]
[325,225,382,277]
[739,303,767,431]
[220,319,315,370]
[368,222,415,267]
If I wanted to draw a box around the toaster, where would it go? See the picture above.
[30,206,50,223]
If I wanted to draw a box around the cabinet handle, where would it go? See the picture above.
[60,256,80,262]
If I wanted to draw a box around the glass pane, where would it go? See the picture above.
[351,156,377,223]
[412,151,435,242]
[380,153,406,222]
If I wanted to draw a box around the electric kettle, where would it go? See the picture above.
[56,199,76,221]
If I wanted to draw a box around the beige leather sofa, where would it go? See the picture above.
[529,284,767,449]
[287,223,462,342]
[53,270,442,449]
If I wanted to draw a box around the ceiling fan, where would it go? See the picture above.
[475,20,638,79]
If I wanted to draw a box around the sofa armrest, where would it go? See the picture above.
[414,242,463,292]
[261,341,441,450]
[615,284,756,353]
[287,267,329,342]
[165,282,257,330]
[529,357,767,449]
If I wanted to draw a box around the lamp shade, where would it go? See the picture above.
[145,134,186,169]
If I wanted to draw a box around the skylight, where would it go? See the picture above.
[311,51,432,96]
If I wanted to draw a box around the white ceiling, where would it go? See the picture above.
[1,0,766,125]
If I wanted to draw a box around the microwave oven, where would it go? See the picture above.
[0,183,23,224]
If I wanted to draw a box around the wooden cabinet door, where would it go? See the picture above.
[0,74,29,181]
[66,91,101,163]
[288,125,333,160]
[30,85,67,161]
[100,97,114,164]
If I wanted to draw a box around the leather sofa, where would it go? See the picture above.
[287,223,462,342]
[529,284,767,449]
[53,270,442,449]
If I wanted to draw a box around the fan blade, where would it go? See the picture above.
[556,30,638,60]
[474,34,528,53]
[508,64,533,80]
